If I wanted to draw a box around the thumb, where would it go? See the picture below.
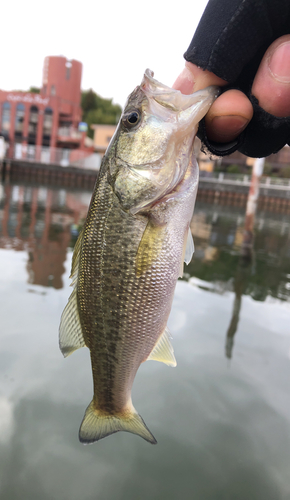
[252,34,290,117]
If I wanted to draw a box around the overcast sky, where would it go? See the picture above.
[2,0,209,107]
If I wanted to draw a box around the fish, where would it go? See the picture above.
[59,69,218,445]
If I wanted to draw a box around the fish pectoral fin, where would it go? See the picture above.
[79,401,157,445]
[136,220,166,278]
[59,288,86,357]
[147,326,177,367]
[179,228,194,277]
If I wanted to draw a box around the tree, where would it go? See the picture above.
[28,87,40,94]
[81,89,122,138]
[81,89,97,115]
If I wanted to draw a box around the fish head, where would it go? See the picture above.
[111,69,219,214]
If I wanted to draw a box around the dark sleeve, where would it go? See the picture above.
[184,0,290,158]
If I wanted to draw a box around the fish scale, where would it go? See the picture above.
[59,69,218,444]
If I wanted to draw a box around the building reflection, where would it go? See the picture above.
[0,183,90,289]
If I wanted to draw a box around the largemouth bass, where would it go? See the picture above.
[59,69,218,445]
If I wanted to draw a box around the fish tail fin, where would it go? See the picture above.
[79,400,157,445]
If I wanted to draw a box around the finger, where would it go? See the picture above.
[173,61,227,94]
[205,90,253,142]
[173,62,253,142]
[252,35,290,117]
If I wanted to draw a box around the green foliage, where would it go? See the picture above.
[263,162,273,176]
[81,89,97,115]
[28,87,40,94]
[280,166,290,178]
[227,164,241,174]
[263,163,290,178]
[215,162,244,174]
[214,163,225,173]
[81,89,122,138]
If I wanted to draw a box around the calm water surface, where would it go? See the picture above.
[0,181,290,500]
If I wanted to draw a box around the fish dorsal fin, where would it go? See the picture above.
[179,228,194,277]
[147,327,177,367]
[59,287,86,357]
[70,228,83,286]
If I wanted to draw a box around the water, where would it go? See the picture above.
[0,181,290,500]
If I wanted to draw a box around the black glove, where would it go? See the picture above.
[184,0,290,157]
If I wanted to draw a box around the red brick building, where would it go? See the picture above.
[0,56,88,161]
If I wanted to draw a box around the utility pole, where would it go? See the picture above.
[241,157,265,260]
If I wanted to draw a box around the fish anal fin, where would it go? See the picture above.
[179,228,194,277]
[79,401,157,445]
[136,220,166,278]
[147,326,177,367]
[59,288,86,357]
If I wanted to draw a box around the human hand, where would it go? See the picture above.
[173,35,290,145]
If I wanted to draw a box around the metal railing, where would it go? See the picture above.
[11,143,100,169]
[199,171,290,191]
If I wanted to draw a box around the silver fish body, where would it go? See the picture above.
[59,70,218,444]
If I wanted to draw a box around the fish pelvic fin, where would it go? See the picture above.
[147,326,177,367]
[79,401,157,445]
[59,287,86,357]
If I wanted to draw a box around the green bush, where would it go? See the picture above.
[280,166,290,178]
[227,164,241,174]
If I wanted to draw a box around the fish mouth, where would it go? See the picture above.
[141,68,220,113]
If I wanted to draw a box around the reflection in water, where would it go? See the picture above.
[1,184,290,300]
[0,183,90,289]
[1,181,290,499]
[1,182,290,360]
[225,257,252,359]
[186,205,290,359]
[0,397,14,444]
[187,204,290,302]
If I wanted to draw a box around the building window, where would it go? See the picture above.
[28,105,38,144]
[50,85,56,96]
[1,102,11,138]
[14,103,25,140]
[65,61,72,80]
[42,107,53,146]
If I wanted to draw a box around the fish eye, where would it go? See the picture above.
[122,110,141,129]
